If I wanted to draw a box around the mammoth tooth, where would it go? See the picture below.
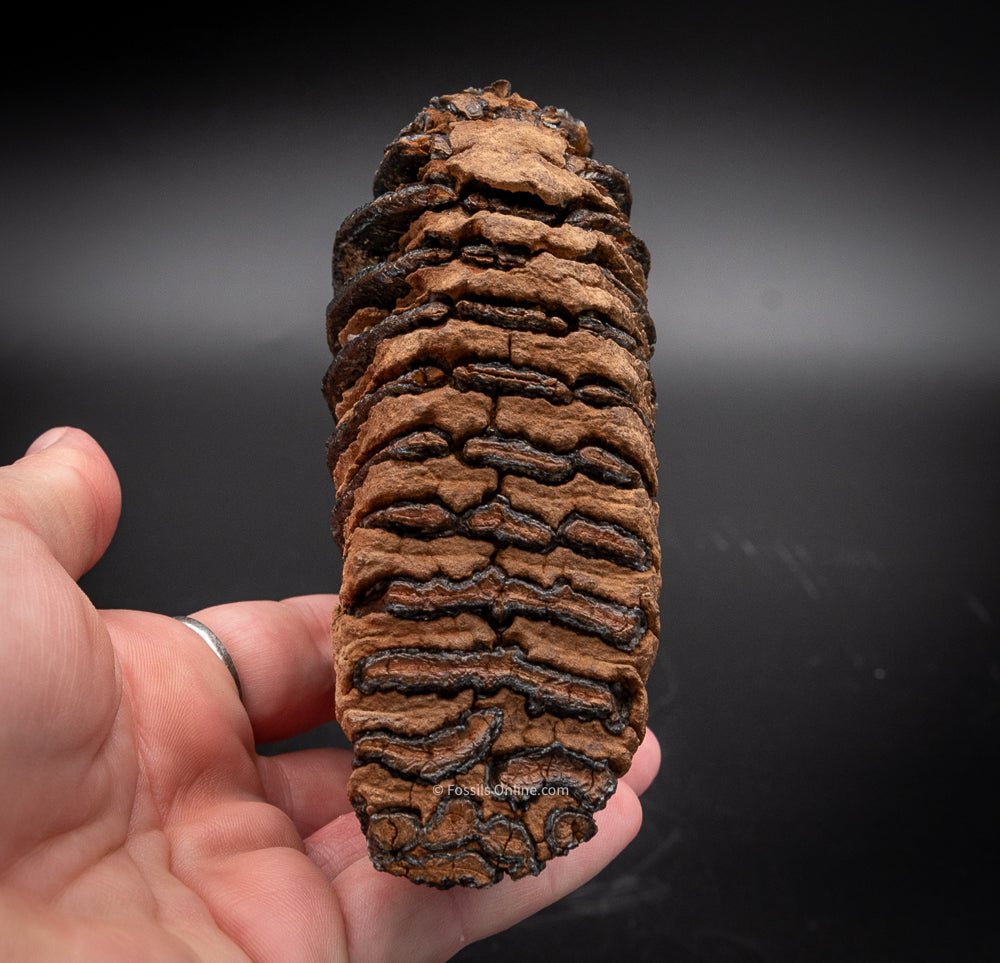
[324,80,660,888]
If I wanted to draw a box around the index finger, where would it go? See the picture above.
[189,594,338,745]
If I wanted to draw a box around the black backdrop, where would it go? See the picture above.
[3,4,999,960]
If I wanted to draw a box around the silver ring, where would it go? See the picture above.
[174,616,244,702]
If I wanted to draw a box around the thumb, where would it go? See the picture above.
[1,427,121,580]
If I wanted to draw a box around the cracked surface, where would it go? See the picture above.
[324,80,659,888]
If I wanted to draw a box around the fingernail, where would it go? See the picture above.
[26,426,71,455]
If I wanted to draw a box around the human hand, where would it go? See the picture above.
[0,427,660,962]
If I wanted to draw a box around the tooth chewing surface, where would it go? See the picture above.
[324,80,659,888]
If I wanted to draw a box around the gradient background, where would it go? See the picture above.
[2,3,998,960]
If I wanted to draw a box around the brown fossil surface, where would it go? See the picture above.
[324,80,659,888]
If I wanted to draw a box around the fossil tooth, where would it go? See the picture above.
[324,80,659,888]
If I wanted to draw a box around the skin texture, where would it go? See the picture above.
[0,426,659,962]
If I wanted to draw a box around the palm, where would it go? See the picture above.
[2,542,328,957]
[1,429,659,962]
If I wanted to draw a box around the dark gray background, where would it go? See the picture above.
[3,3,998,960]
